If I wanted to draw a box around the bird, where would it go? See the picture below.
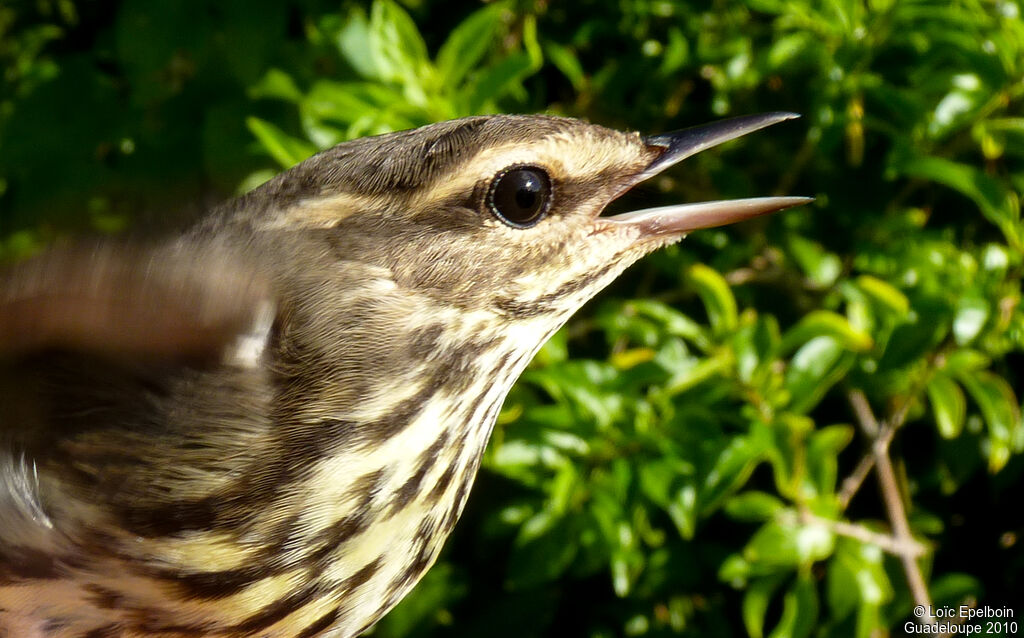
[0,112,808,637]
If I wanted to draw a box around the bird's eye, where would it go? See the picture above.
[487,166,552,228]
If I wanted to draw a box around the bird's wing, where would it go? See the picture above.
[0,241,277,552]
[0,241,275,364]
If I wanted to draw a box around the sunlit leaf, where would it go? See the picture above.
[942,348,991,374]
[807,425,854,495]
[733,314,781,383]
[466,52,536,113]
[688,263,738,337]
[543,41,586,91]
[952,296,989,344]
[955,370,1021,472]
[927,373,966,439]
[725,491,786,522]
[744,520,835,568]
[610,347,656,370]
[436,3,504,88]
[628,300,712,350]
[660,350,732,397]
[876,297,952,370]
[366,0,432,101]
[788,235,842,288]
[928,73,986,139]
[780,311,873,355]
[784,336,854,414]
[855,275,910,317]
[335,8,381,79]
[702,435,767,514]
[720,553,754,588]
[667,481,698,539]
[248,68,303,102]
[245,116,317,168]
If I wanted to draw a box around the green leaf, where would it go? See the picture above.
[248,68,303,102]
[610,545,644,597]
[983,117,1024,134]
[720,553,753,588]
[807,425,854,495]
[660,27,689,73]
[335,7,379,79]
[724,491,786,522]
[928,74,986,139]
[521,13,542,69]
[929,572,983,605]
[544,41,586,91]
[235,169,276,195]
[794,524,836,565]
[245,116,317,168]
[927,373,967,439]
[303,80,382,125]
[534,327,568,365]
[507,515,578,588]
[876,296,951,370]
[637,459,675,506]
[768,574,818,638]
[952,296,989,344]
[744,520,835,569]
[955,370,1021,472]
[784,336,854,414]
[688,263,738,337]
[788,235,842,288]
[367,0,432,98]
[898,156,1021,248]
[855,275,910,317]
[942,348,991,374]
[667,481,698,540]
[780,311,873,355]
[733,314,781,383]
[702,436,767,514]
[660,350,732,397]
[743,574,786,638]
[827,544,859,621]
[767,32,813,69]
[466,52,536,113]
[628,300,712,350]
[827,538,895,635]
[436,3,504,88]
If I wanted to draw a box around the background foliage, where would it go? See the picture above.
[2,0,1023,636]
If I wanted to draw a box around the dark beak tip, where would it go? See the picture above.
[643,111,802,146]
[640,112,803,177]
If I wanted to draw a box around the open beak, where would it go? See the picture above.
[607,112,812,236]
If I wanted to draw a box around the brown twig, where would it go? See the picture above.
[838,393,911,508]
[846,390,941,635]
[837,453,878,511]
[799,509,927,558]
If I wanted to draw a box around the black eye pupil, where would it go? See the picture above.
[515,179,538,210]
[488,166,552,227]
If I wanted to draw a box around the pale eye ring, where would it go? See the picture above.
[487,165,552,228]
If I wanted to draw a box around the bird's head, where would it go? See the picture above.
[230,113,807,342]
